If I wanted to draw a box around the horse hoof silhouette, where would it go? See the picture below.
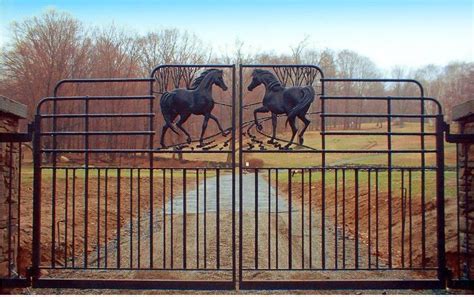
[284,143,292,149]
[267,139,275,144]
[186,137,192,144]
[298,137,304,145]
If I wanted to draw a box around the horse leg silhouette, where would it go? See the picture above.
[160,113,178,148]
[297,113,310,145]
[198,114,211,147]
[208,113,227,136]
[176,112,192,143]
[254,106,269,131]
[285,116,298,149]
[267,113,277,144]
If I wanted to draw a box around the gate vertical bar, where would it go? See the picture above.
[309,169,313,269]
[268,169,271,269]
[129,169,133,268]
[196,169,199,269]
[238,64,244,285]
[436,114,446,284]
[161,169,165,269]
[216,169,220,269]
[355,169,359,269]
[117,169,121,268]
[149,69,155,269]
[387,96,393,268]
[367,169,371,268]
[334,169,337,269]
[276,170,279,269]
[183,169,187,269]
[103,169,108,268]
[320,75,326,269]
[204,169,207,269]
[232,64,237,287]
[301,170,304,268]
[288,169,292,269]
[254,169,258,269]
[51,91,58,269]
[84,96,90,268]
[420,87,426,268]
[31,114,42,280]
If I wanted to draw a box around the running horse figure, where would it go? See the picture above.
[247,69,315,148]
[159,68,228,148]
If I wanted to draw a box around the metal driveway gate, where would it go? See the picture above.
[238,64,446,290]
[31,65,236,289]
[28,64,446,290]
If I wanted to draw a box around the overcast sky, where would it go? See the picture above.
[1,0,472,70]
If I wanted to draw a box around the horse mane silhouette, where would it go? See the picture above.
[189,69,214,89]
[159,68,228,148]
[248,69,315,148]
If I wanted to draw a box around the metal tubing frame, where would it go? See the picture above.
[25,64,449,291]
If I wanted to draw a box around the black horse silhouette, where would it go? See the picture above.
[160,69,228,148]
[248,69,315,148]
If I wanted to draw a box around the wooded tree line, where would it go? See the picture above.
[0,10,472,151]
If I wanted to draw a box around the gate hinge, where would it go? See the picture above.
[444,122,474,144]
[0,122,34,143]
[26,266,38,282]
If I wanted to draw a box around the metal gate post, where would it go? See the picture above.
[436,113,447,285]
[238,64,244,287]
[30,114,42,281]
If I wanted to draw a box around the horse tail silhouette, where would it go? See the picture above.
[285,86,315,127]
[160,92,179,135]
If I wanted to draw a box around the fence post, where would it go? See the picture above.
[452,100,474,282]
[0,96,27,290]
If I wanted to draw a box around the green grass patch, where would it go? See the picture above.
[270,168,456,199]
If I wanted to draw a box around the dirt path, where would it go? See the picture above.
[30,172,443,294]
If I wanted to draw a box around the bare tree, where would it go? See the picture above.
[0,9,91,117]
[1,8,471,155]
[336,50,380,129]
[0,10,91,158]
[137,29,211,75]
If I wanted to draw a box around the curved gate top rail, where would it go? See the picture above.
[3,64,452,291]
